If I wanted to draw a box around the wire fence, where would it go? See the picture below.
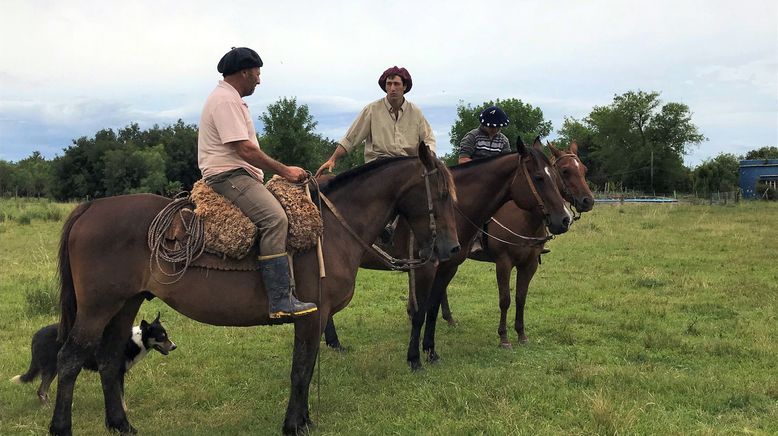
[593,189,743,205]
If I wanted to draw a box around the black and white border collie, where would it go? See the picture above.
[11,313,176,407]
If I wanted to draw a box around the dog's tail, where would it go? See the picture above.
[57,201,93,343]
[10,366,37,384]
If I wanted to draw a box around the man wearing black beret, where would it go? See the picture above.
[198,46,317,321]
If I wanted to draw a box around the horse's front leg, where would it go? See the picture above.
[283,315,321,435]
[407,265,435,371]
[495,256,514,348]
[98,296,143,434]
[422,264,459,363]
[514,259,539,344]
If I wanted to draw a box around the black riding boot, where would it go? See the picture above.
[259,254,317,320]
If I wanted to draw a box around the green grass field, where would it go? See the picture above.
[1,198,776,435]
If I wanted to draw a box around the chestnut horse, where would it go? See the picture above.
[48,144,459,436]
[444,140,594,347]
[323,137,572,370]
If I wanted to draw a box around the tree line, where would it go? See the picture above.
[1,92,775,201]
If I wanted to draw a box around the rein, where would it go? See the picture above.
[317,165,440,271]
[455,155,558,248]
[519,154,551,226]
[455,205,552,248]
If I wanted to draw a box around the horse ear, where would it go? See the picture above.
[532,136,543,150]
[140,319,149,329]
[570,140,579,155]
[154,312,161,323]
[516,136,528,157]
[547,141,562,157]
[418,141,434,169]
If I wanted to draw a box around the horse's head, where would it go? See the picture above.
[548,140,594,213]
[510,136,572,235]
[396,142,460,262]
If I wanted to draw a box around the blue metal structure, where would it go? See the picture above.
[739,159,778,199]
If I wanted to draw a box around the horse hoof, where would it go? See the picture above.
[408,360,424,372]
[49,425,72,436]
[326,343,348,353]
[106,419,137,435]
[445,318,459,327]
[499,342,513,350]
[518,336,529,344]
[425,350,440,363]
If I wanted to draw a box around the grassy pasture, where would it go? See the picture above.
[0,198,776,435]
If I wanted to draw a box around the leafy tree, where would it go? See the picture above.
[103,144,169,196]
[449,98,552,157]
[558,90,705,193]
[692,153,739,195]
[556,117,603,186]
[745,146,778,160]
[258,97,333,176]
[160,120,200,192]
[15,151,52,197]
[0,160,15,196]
[51,129,122,200]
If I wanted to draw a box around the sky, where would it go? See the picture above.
[1,0,776,167]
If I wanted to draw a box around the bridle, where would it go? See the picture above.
[455,154,554,248]
[518,152,551,227]
[316,163,442,271]
[550,152,585,220]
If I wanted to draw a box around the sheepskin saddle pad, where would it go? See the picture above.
[187,177,323,260]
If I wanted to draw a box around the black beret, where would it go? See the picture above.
[217,47,263,76]
[379,66,412,94]
[480,106,509,127]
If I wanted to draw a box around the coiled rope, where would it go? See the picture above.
[147,194,205,284]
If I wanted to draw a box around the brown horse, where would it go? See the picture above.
[445,140,593,347]
[323,137,572,370]
[48,144,460,436]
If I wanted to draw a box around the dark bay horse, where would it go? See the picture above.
[448,140,594,347]
[49,144,459,436]
[323,138,572,370]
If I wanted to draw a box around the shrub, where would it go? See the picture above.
[23,278,59,317]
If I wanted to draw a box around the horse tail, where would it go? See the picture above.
[57,201,93,343]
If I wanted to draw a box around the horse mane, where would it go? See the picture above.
[319,156,416,194]
[449,152,517,169]
[450,148,552,170]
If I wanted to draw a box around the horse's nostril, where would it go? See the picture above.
[563,217,571,228]
[450,245,461,255]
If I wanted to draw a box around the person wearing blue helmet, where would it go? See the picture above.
[458,105,511,164]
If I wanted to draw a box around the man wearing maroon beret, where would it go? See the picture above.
[316,66,436,176]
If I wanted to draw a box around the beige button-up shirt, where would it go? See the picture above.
[339,97,436,162]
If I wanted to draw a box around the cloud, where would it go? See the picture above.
[696,58,778,96]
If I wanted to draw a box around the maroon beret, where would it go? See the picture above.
[378,66,412,94]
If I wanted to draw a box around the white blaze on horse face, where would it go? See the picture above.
[573,159,581,170]
[544,167,552,179]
